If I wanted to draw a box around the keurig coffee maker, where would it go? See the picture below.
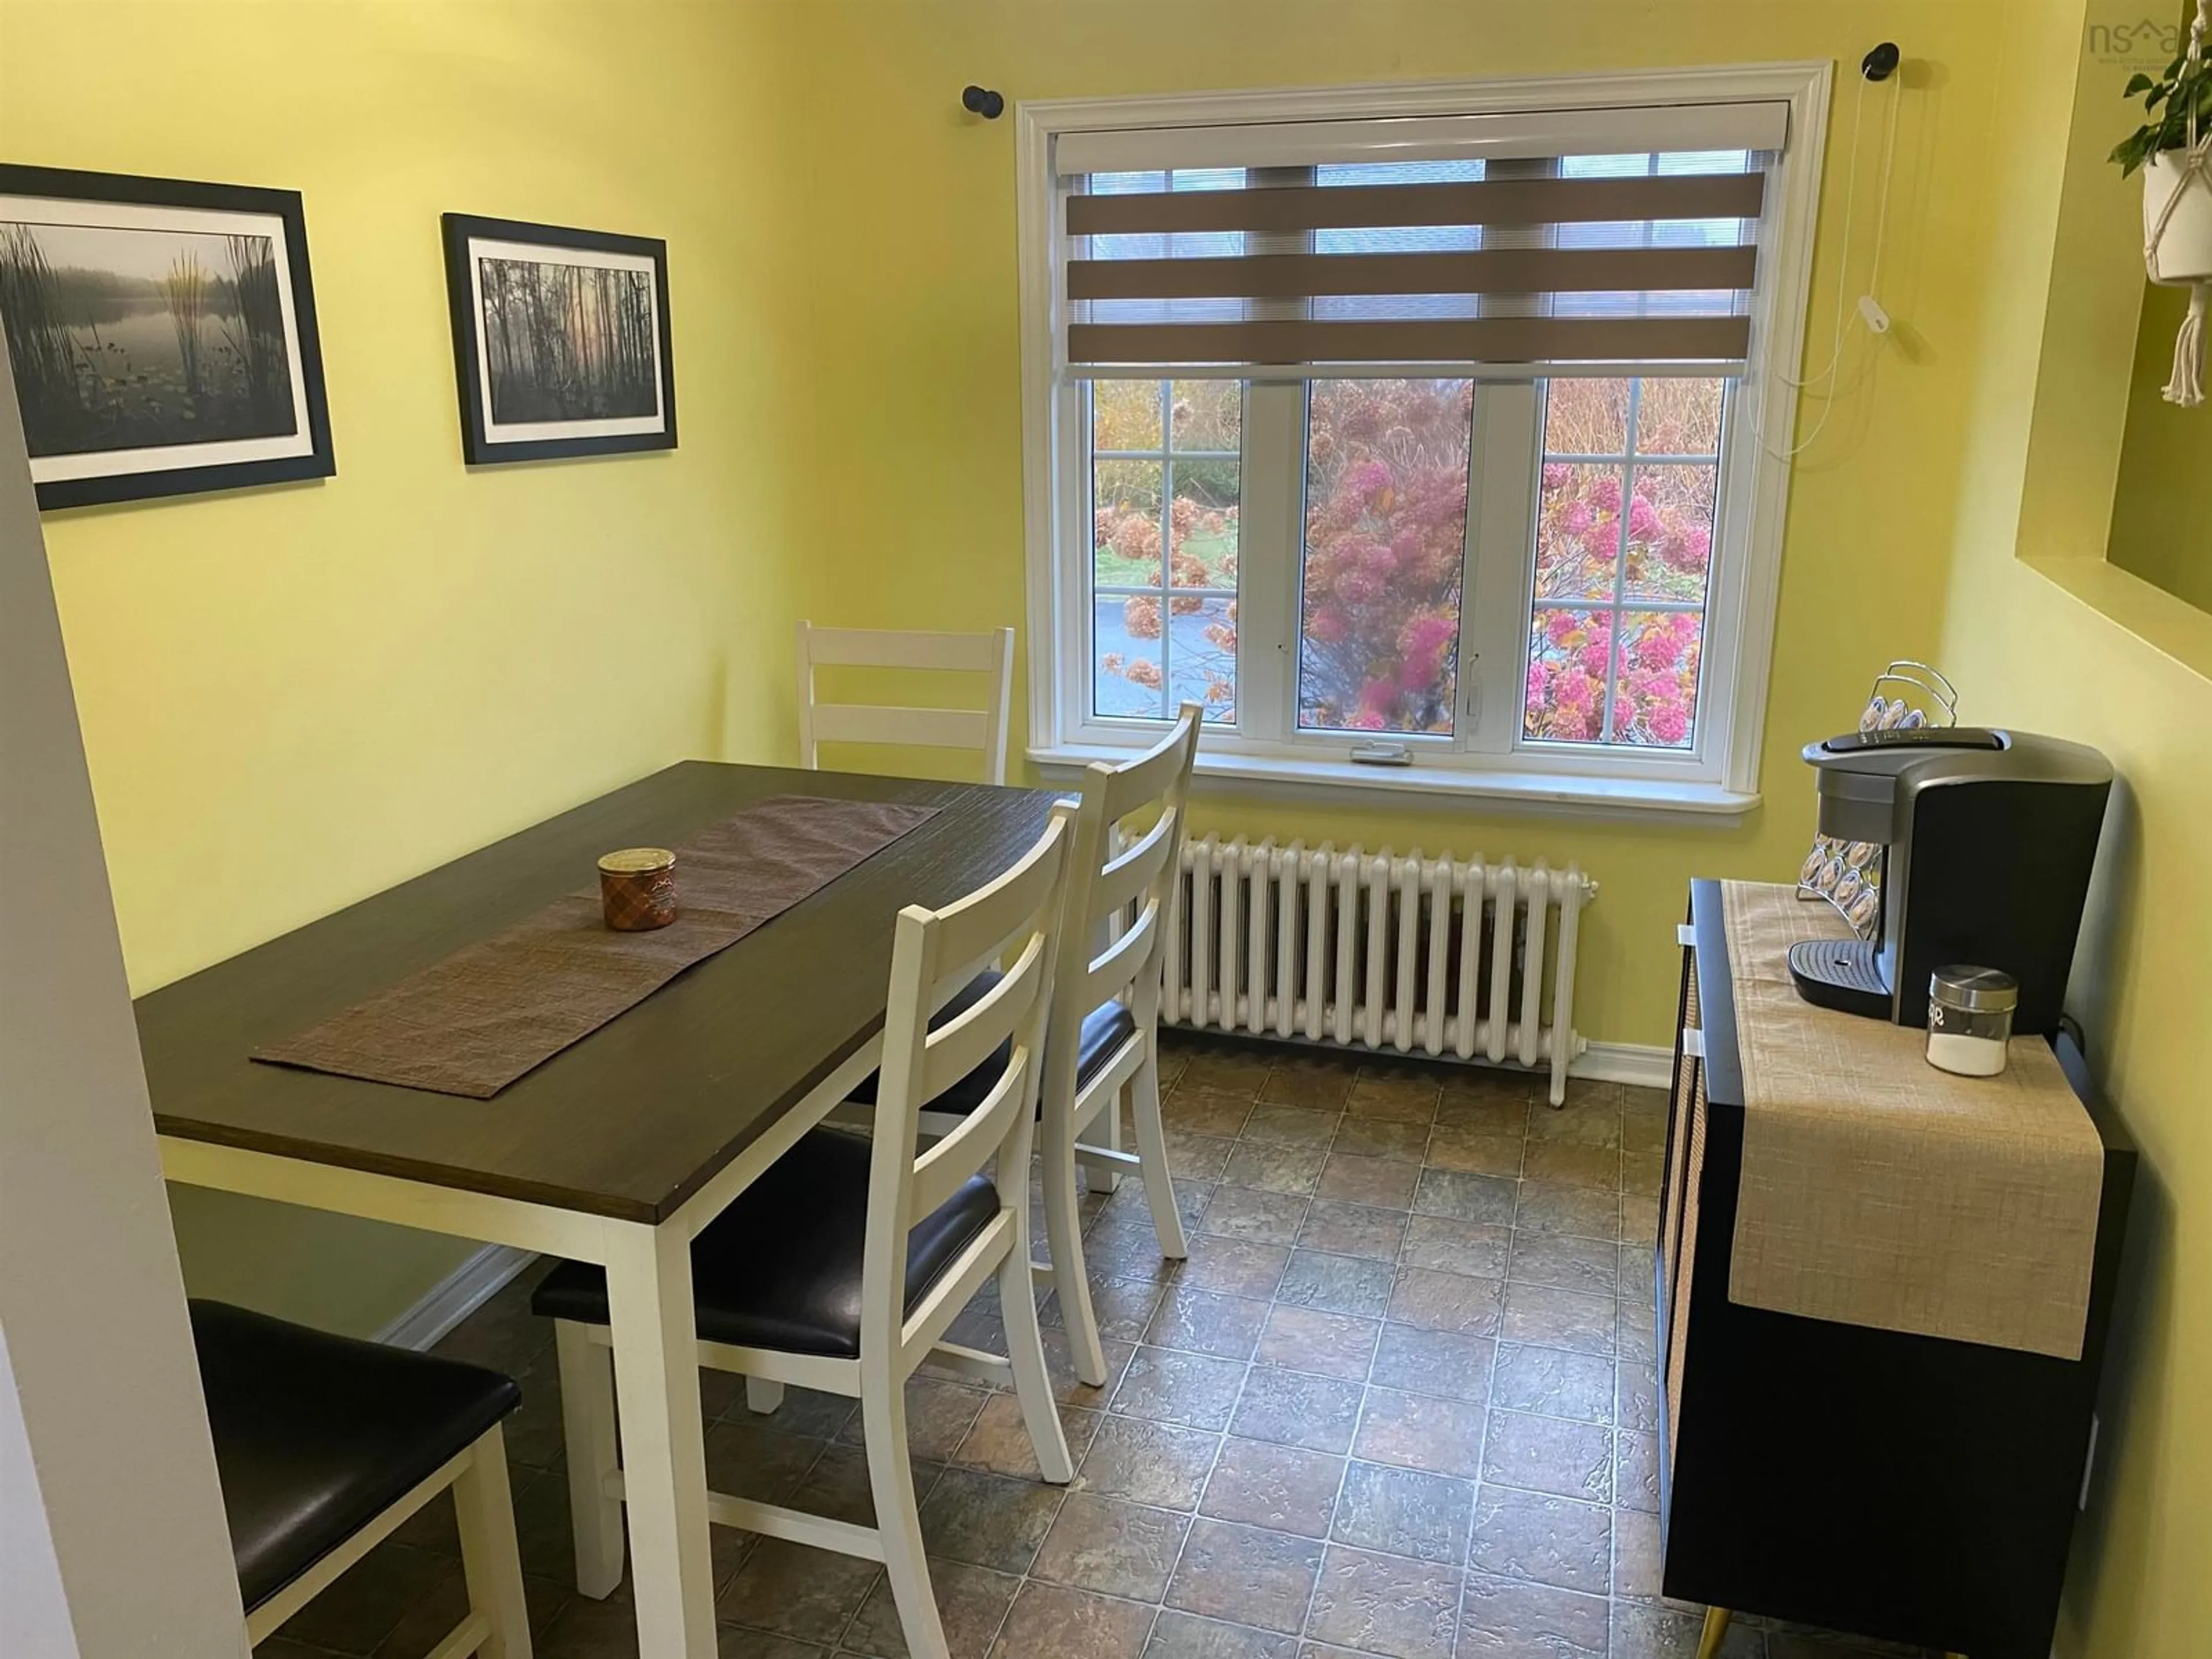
[1791,728,2112,1032]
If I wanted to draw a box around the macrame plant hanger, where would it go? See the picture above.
[2149,0,2212,406]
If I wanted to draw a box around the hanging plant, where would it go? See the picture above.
[2113,1,2212,405]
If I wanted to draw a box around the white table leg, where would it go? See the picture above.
[603,1220,716,1657]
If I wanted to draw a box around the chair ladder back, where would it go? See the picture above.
[797,620,1015,783]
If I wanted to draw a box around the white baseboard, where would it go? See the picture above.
[1568,1041,1673,1090]
[375,1244,537,1352]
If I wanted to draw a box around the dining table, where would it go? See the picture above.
[138,760,1058,1657]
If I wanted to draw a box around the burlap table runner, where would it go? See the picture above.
[1721,880,2103,1359]
[253,796,938,1099]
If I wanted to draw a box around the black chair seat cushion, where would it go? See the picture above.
[532,1128,998,1358]
[191,1299,521,1613]
[844,971,1138,1117]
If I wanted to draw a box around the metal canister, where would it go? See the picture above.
[598,847,678,931]
[1926,965,2017,1077]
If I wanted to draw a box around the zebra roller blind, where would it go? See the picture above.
[1054,101,1790,378]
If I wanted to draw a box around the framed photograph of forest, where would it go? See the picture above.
[441,214,675,465]
[0,165,335,511]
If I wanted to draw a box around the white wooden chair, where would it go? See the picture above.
[797,620,1017,784]
[193,1299,530,1659]
[1033,705,1203,1387]
[536,804,1080,1659]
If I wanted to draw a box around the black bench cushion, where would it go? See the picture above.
[844,971,1138,1118]
[191,1300,521,1613]
[532,1128,998,1358]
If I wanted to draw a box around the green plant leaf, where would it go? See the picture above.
[2127,71,2156,96]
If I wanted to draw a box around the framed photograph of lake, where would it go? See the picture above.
[0,165,335,510]
[441,214,676,465]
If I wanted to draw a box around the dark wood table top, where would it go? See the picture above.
[138,762,1058,1223]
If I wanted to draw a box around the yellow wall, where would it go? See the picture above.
[0,0,805,1334]
[2108,279,2212,611]
[1933,3,2212,1654]
[770,0,2029,1050]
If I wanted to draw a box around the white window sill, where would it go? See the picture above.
[1028,743,1760,823]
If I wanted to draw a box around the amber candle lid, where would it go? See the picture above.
[599,847,676,875]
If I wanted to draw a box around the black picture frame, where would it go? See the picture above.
[441,214,676,466]
[0,164,335,511]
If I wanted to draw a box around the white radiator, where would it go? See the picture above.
[1162,838,1597,1105]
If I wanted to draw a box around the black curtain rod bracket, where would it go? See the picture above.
[1861,43,1900,82]
[962,86,1005,120]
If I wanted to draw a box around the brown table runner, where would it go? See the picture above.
[1721,881,2104,1360]
[253,796,938,1099]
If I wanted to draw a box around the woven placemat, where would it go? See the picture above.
[252,796,937,1099]
[1721,881,2104,1359]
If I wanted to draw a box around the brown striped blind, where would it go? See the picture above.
[1060,156,1771,377]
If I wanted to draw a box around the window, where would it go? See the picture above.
[1021,72,1826,810]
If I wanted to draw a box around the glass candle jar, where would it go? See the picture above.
[1925,965,2017,1077]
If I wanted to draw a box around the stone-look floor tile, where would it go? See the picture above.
[1331,1116,1430,1162]
[741,1382,858,1440]
[1466,1485,1612,1596]
[1367,1325,1494,1407]
[1619,1362,1662,1434]
[1623,1148,1666,1198]
[1456,1569,1609,1657]
[1111,1346,1251,1432]
[1243,1102,1343,1147]
[1275,1249,1395,1319]
[1432,1089,1531,1138]
[1049,1276,1169,1346]
[1315,1151,1421,1210]
[1622,1191,1662,1247]
[1620,1243,1660,1302]
[1499,1283,1616,1357]
[1098,1175,1213,1235]
[1613,1503,1664,1600]
[1395,1216,1509,1289]
[1386,1266,1503,1337]
[1330,1459,1473,1565]
[1619,1296,1660,1365]
[1032,1491,1193,1601]
[1623,1092,1669,1156]
[953,1394,1101,1480]
[1179,1237,1294,1300]
[1522,1138,1621,1192]
[1507,1230,1619,1298]
[1167,1086,1262,1139]
[831,1376,988,1464]
[1513,1181,1620,1241]
[717,1536,881,1641]
[1166,1128,1238,1182]
[1039,1331,1137,1412]
[1347,1071,1442,1124]
[1421,1126,1524,1179]
[1254,1305,1379,1382]
[1353,1386,1488,1478]
[774,1442,938,1530]
[1164,1519,1327,1635]
[1146,1285,1272,1361]
[916,1467,1067,1573]
[273,1536,449,1653]
[1611,1599,1767,1658]
[1200,1435,1346,1538]
[1200,1185,1311,1248]
[987,1582,1157,1659]
[1489,1343,1615,1426]
[1086,1226,1188,1285]
[1411,1168,1518,1226]
[1143,1608,1301,1658]
[1525,1092,1622,1147]
[1480,1409,1613,1504]
[842,1557,1020,1658]
[536,1594,660,1658]
[1222,1139,1330,1196]
[1180,1043,1274,1097]
[1296,1200,1407,1263]
[1077,1415,1222,1510]
[718,1627,832,1658]
[1230,1366,1366,1455]
[1304,1543,1460,1659]
[1618,1427,1663,1514]
[1260,1056,1358,1112]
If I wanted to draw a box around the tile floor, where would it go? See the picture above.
[257,1032,1933,1659]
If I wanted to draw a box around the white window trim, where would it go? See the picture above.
[1015,63,1834,821]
